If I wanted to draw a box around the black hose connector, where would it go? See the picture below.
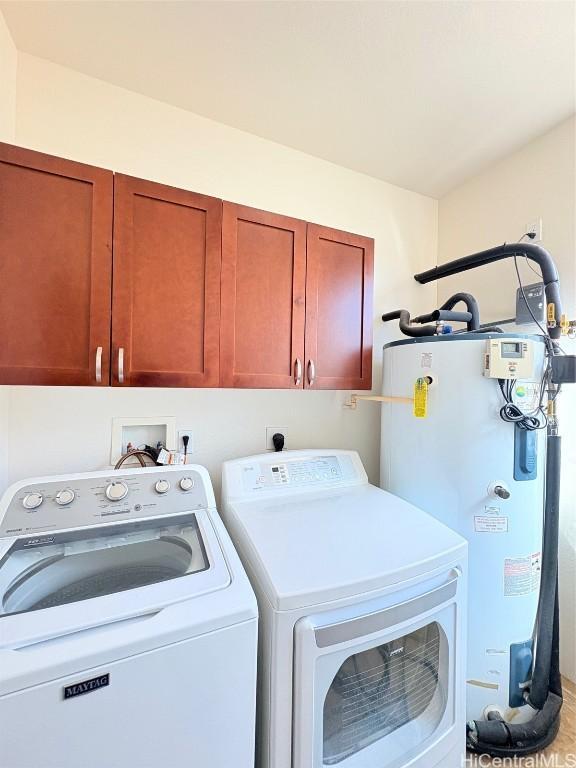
[414,243,562,339]
[468,693,562,757]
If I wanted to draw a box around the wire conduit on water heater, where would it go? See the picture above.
[381,239,575,757]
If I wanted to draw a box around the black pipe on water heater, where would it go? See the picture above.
[414,243,563,339]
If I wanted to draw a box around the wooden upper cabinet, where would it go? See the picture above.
[0,143,113,385]
[305,224,374,390]
[112,175,222,387]
[220,203,307,388]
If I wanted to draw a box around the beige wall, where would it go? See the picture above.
[0,9,16,141]
[438,116,576,682]
[0,10,16,492]
[0,53,438,497]
[438,116,576,319]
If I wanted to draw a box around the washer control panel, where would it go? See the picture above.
[0,469,208,537]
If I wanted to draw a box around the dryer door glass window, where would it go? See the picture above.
[0,514,208,616]
[323,622,448,764]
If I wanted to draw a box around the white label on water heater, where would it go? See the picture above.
[512,381,540,413]
[504,552,541,596]
[420,352,433,369]
[475,515,508,533]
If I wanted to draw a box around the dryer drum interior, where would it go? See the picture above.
[323,622,448,764]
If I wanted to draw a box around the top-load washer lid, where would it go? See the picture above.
[0,513,208,617]
[0,466,238,647]
[222,450,467,611]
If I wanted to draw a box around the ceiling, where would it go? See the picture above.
[2,1,575,197]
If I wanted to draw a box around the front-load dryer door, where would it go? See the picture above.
[292,567,465,768]
[0,509,231,649]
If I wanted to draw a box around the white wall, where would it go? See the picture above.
[0,9,16,141]
[0,53,438,498]
[438,116,576,682]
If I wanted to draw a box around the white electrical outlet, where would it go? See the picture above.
[265,426,288,451]
[177,429,194,456]
[526,218,543,243]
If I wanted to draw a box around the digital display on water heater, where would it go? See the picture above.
[501,342,523,359]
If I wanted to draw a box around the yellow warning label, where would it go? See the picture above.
[547,302,556,326]
[560,314,569,335]
[413,378,428,418]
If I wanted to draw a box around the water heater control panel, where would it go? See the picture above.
[484,338,536,380]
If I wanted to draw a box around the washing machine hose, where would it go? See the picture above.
[466,434,563,757]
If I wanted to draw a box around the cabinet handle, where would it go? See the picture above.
[95,346,103,384]
[294,358,302,386]
[118,347,125,384]
[307,359,316,386]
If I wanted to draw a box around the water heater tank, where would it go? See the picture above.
[381,333,547,722]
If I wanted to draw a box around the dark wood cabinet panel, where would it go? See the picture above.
[112,175,222,387]
[220,203,306,388]
[305,224,373,390]
[0,143,374,391]
[0,142,113,385]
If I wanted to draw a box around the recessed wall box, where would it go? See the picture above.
[484,338,536,380]
[111,417,177,464]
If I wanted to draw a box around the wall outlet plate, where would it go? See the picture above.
[265,426,288,451]
[177,429,194,455]
[526,218,543,243]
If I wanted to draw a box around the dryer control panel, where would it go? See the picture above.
[0,467,211,538]
[223,450,367,500]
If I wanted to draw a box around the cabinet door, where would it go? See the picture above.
[305,225,373,390]
[0,143,113,385]
[112,175,222,387]
[220,203,306,388]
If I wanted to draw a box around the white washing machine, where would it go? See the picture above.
[221,449,468,768]
[0,465,258,768]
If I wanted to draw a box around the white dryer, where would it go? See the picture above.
[0,465,258,768]
[221,449,468,768]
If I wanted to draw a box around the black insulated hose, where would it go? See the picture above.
[382,293,481,336]
[414,243,563,339]
[380,309,437,337]
[439,292,480,331]
[528,435,562,709]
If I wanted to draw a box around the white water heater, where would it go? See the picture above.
[381,333,547,723]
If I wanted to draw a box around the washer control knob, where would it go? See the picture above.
[179,477,194,492]
[155,479,171,494]
[23,492,43,510]
[55,488,75,506]
[105,481,129,502]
